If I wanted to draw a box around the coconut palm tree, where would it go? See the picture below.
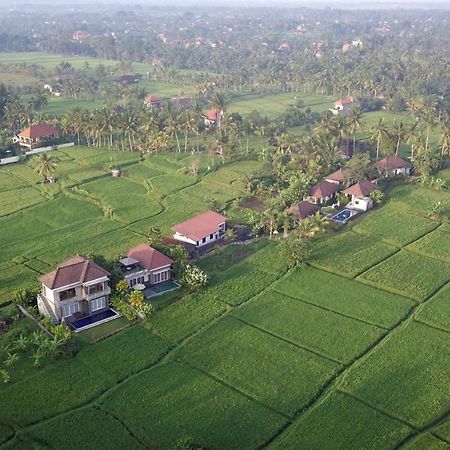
[371,118,389,159]
[348,106,364,154]
[34,152,58,181]
[392,120,407,156]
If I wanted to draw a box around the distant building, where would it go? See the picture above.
[329,96,359,116]
[324,168,350,185]
[288,201,320,221]
[204,109,224,128]
[114,74,142,84]
[306,181,339,205]
[343,180,377,211]
[144,95,162,109]
[72,31,91,41]
[376,155,412,177]
[13,123,59,149]
[171,96,191,109]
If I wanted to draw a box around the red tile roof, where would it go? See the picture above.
[343,180,377,197]
[127,244,174,271]
[39,256,109,290]
[309,181,339,199]
[336,96,356,106]
[172,211,227,242]
[19,123,58,139]
[144,95,161,103]
[206,109,222,121]
[325,168,349,183]
[376,155,412,171]
[288,201,320,219]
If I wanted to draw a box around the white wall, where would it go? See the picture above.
[0,155,20,165]
[26,142,74,156]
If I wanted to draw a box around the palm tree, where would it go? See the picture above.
[422,107,436,153]
[392,120,407,156]
[278,211,293,238]
[348,106,364,154]
[34,152,58,181]
[438,119,450,159]
[209,91,227,128]
[371,118,389,159]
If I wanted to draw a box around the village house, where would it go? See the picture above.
[324,168,350,185]
[37,256,111,324]
[306,181,339,205]
[172,211,227,247]
[13,123,59,149]
[171,96,191,109]
[72,31,91,41]
[288,201,320,221]
[329,96,359,116]
[114,74,142,84]
[376,155,412,177]
[343,180,377,211]
[144,95,162,109]
[204,109,224,128]
[120,243,174,288]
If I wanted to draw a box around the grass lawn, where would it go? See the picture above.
[100,361,288,449]
[357,250,450,301]
[270,391,412,450]
[340,321,450,429]
[175,317,340,416]
[434,416,450,442]
[232,290,385,364]
[273,265,414,328]
[310,231,398,278]
[406,223,450,263]
[353,205,439,247]
[402,434,450,450]
[415,282,450,332]
[20,408,145,450]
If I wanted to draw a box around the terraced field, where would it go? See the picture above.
[1,149,449,450]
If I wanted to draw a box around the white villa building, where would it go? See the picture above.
[172,211,227,247]
[37,256,111,323]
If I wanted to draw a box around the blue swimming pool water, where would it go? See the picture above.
[143,280,180,298]
[330,209,356,224]
[70,309,118,330]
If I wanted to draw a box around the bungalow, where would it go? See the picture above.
[306,181,339,205]
[329,96,359,116]
[171,96,191,109]
[204,109,224,128]
[288,201,320,221]
[120,243,174,287]
[376,155,412,177]
[343,180,377,211]
[114,74,142,84]
[72,31,91,41]
[37,256,111,324]
[13,123,59,149]
[144,95,162,109]
[172,211,227,247]
[324,168,350,185]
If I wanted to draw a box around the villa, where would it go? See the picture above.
[288,201,320,221]
[343,180,377,211]
[329,96,359,116]
[306,181,339,205]
[172,211,227,247]
[325,168,350,185]
[376,155,412,177]
[144,95,162,109]
[13,123,59,149]
[204,109,224,128]
[37,256,111,324]
[120,243,174,288]
[171,96,191,109]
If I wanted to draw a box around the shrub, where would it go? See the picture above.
[181,265,208,287]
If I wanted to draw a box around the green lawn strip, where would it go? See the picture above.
[75,316,131,346]
[232,290,386,365]
[388,185,450,218]
[0,171,30,192]
[340,321,450,429]
[310,231,398,278]
[148,173,198,195]
[269,390,412,450]
[100,361,288,449]
[0,358,111,427]
[415,281,450,332]
[352,206,439,247]
[0,187,45,218]
[402,433,450,450]
[0,264,39,303]
[433,415,450,442]
[146,293,231,343]
[76,323,171,383]
[174,316,340,417]
[406,224,450,264]
[19,408,145,450]
[273,265,414,328]
[357,250,450,302]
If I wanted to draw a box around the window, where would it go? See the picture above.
[61,302,79,318]
[90,297,106,312]
[210,233,214,239]
[130,276,144,286]
[86,283,104,296]
[202,237,206,243]
[59,288,76,301]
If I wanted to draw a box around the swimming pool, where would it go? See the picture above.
[69,308,120,332]
[330,208,357,224]
[143,280,181,299]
